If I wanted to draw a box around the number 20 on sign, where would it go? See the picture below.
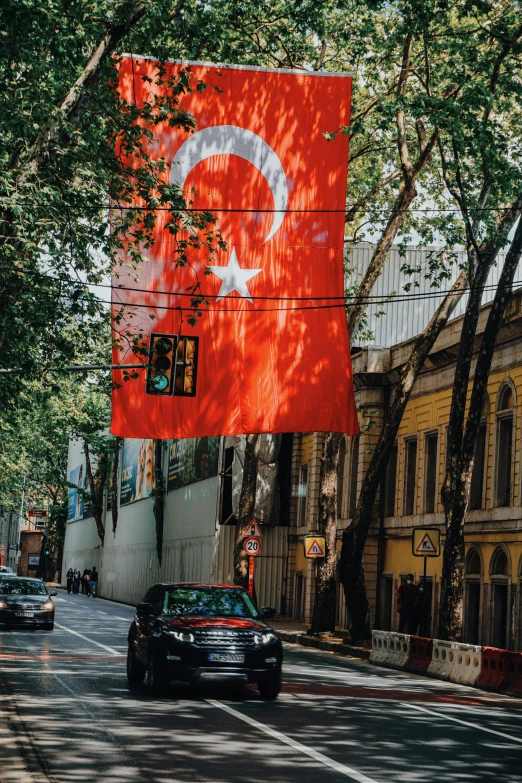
[244,537,261,556]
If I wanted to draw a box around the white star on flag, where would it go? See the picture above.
[209,249,261,303]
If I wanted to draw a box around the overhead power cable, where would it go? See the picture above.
[1,262,518,306]
[1,200,519,214]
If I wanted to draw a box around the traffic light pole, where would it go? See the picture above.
[0,364,148,375]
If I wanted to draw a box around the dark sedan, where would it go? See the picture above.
[127,583,282,698]
[0,577,56,629]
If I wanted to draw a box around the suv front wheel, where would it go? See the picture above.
[146,651,168,696]
[258,677,281,700]
[127,645,146,684]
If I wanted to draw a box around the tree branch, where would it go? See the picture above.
[9,0,147,182]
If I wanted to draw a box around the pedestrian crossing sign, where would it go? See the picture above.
[412,528,441,557]
[304,536,326,558]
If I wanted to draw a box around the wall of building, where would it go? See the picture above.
[373,296,522,647]
[63,440,221,607]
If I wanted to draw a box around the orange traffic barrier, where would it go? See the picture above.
[406,636,433,675]
[476,647,508,692]
[503,651,522,697]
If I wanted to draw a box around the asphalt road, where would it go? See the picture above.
[1,593,522,783]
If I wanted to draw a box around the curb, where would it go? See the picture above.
[277,630,371,661]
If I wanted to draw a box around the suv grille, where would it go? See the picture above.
[193,629,257,647]
[11,603,45,611]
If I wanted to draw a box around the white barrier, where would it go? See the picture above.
[370,631,410,670]
[428,640,455,680]
[449,643,482,687]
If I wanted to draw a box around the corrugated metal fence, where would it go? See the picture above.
[215,525,288,613]
[63,536,213,607]
[348,243,512,346]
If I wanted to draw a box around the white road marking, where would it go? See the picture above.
[208,699,380,783]
[55,623,122,656]
[404,702,522,744]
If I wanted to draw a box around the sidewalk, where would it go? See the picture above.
[0,687,45,783]
[272,618,371,661]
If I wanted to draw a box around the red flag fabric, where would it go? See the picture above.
[112,57,359,438]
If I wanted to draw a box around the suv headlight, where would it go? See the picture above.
[42,601,54,611]
[254,632,277,645]
[0,601,6,609]
[169,631,194,643]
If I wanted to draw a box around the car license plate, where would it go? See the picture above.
[15,612,34,617]
[208,653,245,663]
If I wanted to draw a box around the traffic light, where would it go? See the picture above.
[174,337,199,397]
[145,334,199,397]
[146,334,177,395]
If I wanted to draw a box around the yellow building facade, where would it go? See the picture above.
[287,290,522,649]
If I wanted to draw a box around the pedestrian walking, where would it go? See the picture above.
[89,567,98,598]
[81,569,90,595]
[416,580,432,637]
[72,568,81,594]
[66,568,74,594]
[397,574,418,633]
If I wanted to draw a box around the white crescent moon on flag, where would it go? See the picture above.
[170,125,288,242]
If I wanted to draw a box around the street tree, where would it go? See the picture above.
[313,1,522,639]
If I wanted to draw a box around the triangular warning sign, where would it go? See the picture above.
[243,520,262,539]
[306,538,325,557]
[415,533,437,554]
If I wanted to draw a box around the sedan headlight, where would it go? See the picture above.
[168,631,194,643]
[42,601,54,611]
[0,601,6,609]
[254,632,277,645]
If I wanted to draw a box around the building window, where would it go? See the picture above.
[464,548,482,645]
[469,423,487,510]
[424,432,438,514]
[337,438,347,519]
[348,436,360,518]
[495,385,514,508]
[403,438,418,516]
[490,547,510,649]
[383,443,398,517]
[297,464,308,526]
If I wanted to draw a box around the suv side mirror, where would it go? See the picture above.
[49,591,57,597]
[137,602,156,615]
[261,607,276,619]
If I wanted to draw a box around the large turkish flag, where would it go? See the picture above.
[111,57,359,438]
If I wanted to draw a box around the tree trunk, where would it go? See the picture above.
[311,433,341,634]
[111,437,122,536]
[153,439,165,565]
[233,434,262,589]
[439,216,522,639]
[340,272,468,641]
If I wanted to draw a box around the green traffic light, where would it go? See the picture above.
[151,374,169,391]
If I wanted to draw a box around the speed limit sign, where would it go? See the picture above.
[244,536,262,556]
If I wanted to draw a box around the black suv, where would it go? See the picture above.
[127,583,282,698]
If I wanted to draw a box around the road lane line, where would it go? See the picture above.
[404,702,522,744]
[55,623,122,655]
[207,699,380,783]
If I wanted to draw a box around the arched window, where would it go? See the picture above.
[466,548,482,576]
[469,398,489,510]
[495,383,515,507]
[337,438,347,519]
[490,546,511,648]
[490,547,509,576]
[464,547,483,645]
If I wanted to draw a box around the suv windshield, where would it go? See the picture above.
[164,587,258,618]
[0,579,47,595]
